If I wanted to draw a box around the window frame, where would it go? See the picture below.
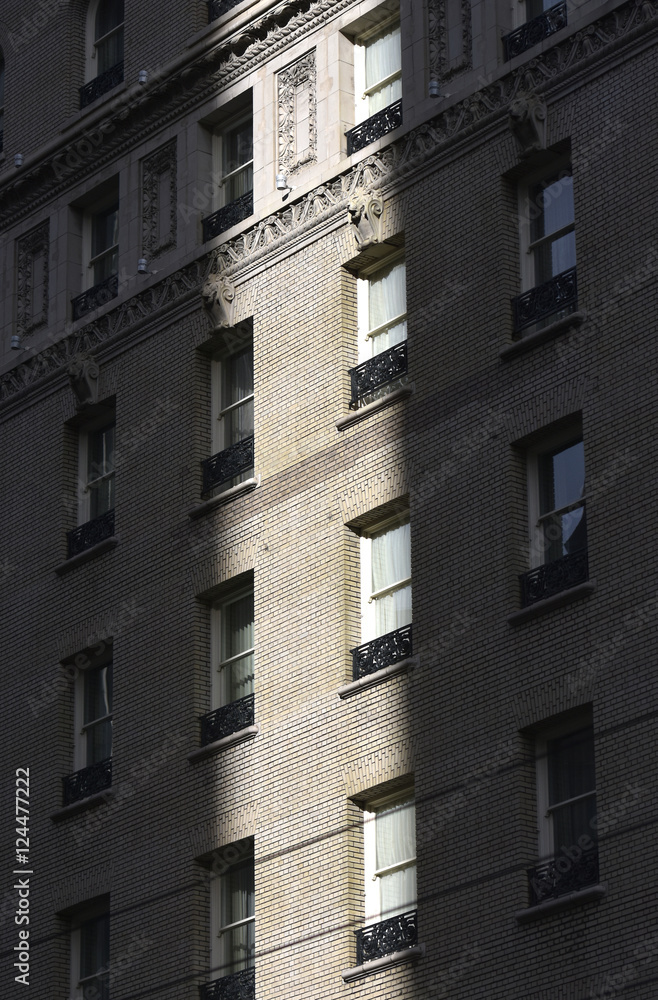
[85,0,124,81]
[526,423,586,571]
[210,585,255,711]
[363,789,416,926]
[69,898,110,1000]
[359,511,412,645]
[356,250,407,364]
[83,197,120,291]
[211,109,254,213]
[353,12,402,124]
[518,156,575,296]
[209,334,255,491]
[73,651,113,772]
[210,841,255,980]
[535,712,596,862]
[77,412,116,526]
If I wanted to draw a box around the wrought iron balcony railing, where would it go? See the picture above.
[200,967,255,1000]
[520,549,588,607]
[72,274,119,321]
[63,757,112,806]
[351,624,412,681]
[208,0,243,21]
[355,910,417,965]
[79,61,125,109]
[512,266,577,335]
[202,436,254,494]
[503,2,567,61]
[200,694,255,746]
[202,191,253,242]
[67,509,115,559]
[348,342,408,409]
[346,100,403,156]
[528,848,599,906]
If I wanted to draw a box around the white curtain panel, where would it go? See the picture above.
[365,23,402,114]
[372,521,411,635]
[222,864,255,971]
[376,799,416,919]
[226,594,254,701]
[369,259,407,355]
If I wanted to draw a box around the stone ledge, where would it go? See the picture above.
[188,477,259,519]
[507,581,595,625]
[338,657,417,699]
[335,385,414,431]
[50,789,114,822]
[515,883,607,923]
[341,944,425,982]
[187,724,260,763]
[55,536,118,575]
[500,311,586,360]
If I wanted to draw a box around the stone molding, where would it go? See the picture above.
[509,91,547,156]
[277,49,317,175]
[201,273,237,330]
[67,351,100,408]
[428,0,472,82]
[16,220,50,338]
[141,138,178,260]
[348,187,384,249]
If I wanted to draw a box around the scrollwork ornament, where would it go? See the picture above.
[66,352,100,409]
[348,188,384,249]
[201,274,237,330]
[509,92,547,157]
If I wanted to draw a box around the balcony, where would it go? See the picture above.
[503,2,567,61]
[208,0,243,21]
[72,275,119,321]
[79,61,124,109]
[355,910,417,965]
[67,509,115,559]
[63,757,112,806]
[350,624,412,681]
[512,266,577,336]
[519,549,588,607]
[202,191,253,242]
[202,436,254,494]
[200,694,255,746]
[528,848,599,906]
[200,967,255,1000]
[348,343,407,410]
[346,100,403,156]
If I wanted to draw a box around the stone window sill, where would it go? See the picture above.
[55,536,118,575]
[335,385,414,432]
[500,311,586,360]
[342,944,424,982]
[507,581,595,625]
[188,477,259,519]
[515,883,606,922]
[51,789,113,822]
[187,724,259,762]
[338,657,417,699]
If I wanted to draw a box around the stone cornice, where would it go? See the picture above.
[1,0,657,411]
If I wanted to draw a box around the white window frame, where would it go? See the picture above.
[69,899,110,1000]
[85,0,124,81]
[354,12,401,124]
[210,843,255,979]
[518,156,574,294]
[535,712,596,861]
[77,414,116,526]
[356,251,407,364]
[526,423,585,570]
[82,194,120,291]
[211,586,255,710]
[212,110,253,213]
[360,512,412,644]
[73,656,113,772]
[363,790,416,926]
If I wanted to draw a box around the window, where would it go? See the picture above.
[208,842,255,993]
[81,0,124,108]
[521,427,587,606]
[350,254,407,408]
[504,2,567,60]
[69,899,110,1000]
[72,182,120,321]
[529,713,598,905]
[202,336,254,496]
[202,100,254,242]
[67,412,116,558]
[200,586,255,746]
[89,201,119,290]
[0,55,4,154]
[345,8,403,155]
[63,646,113,805]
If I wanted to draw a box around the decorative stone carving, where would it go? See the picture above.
[428,0,472,83]
[201,274,236,330]
[67,352,100,409]
[277,50,317,175]
[348,189,384,250]
[16,220,50,337]
[509,93,548,157]
[142,139,177,260]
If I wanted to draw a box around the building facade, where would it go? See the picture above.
[1,1,657,999]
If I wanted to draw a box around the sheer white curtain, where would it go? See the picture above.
[371,521,411,636]
[368,259,407,356]
[376,799,416,919]
[223,593,254,703]
[365,22,402,114]
[220,862,255,973]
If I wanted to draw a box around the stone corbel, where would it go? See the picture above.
[348,188,384,250]
[67,352,100,409]
[201,274,237,331]
[509,93,547,157]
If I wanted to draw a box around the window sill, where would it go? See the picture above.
[51,788,114,822]
[507,580,595,625]
[500,311,586,360]
[515,883,606,922]
[55,536,118,575]
[188,477,259,519]
[338,657,417,699]
[335,385,414,432]
[187,724,259,762]
[342,944,424,982]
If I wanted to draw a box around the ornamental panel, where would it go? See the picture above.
[277,51,317,175]
[428,0,472,83]
[142,138,178,260]
[16,220,50,338]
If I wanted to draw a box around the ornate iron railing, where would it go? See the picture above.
[202,191,253,242]
[200,967,255,1000]
[351,624,412,681]
[348,342,407,409]
[520,549,588,607]
[200,694,255,746]
[202,436,254,493]
[355,910,417,965]
[512,266,577,334]
[63,757,112,806]
[528,849,599,906]
[208,0,243,21]
[67,509,115,559]
[503,2,567,61]
[71,274,119,321]
[346,100,403,156]
[79,61,124,109]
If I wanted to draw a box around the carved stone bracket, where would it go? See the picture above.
[16,220,50,337]
[67,352,100,409]
[142,138,178,260]
[278,50,317,175]
[348,188,384,250]
[428,0,472,83]
[201,274,237,330]
[509,92,548,157]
